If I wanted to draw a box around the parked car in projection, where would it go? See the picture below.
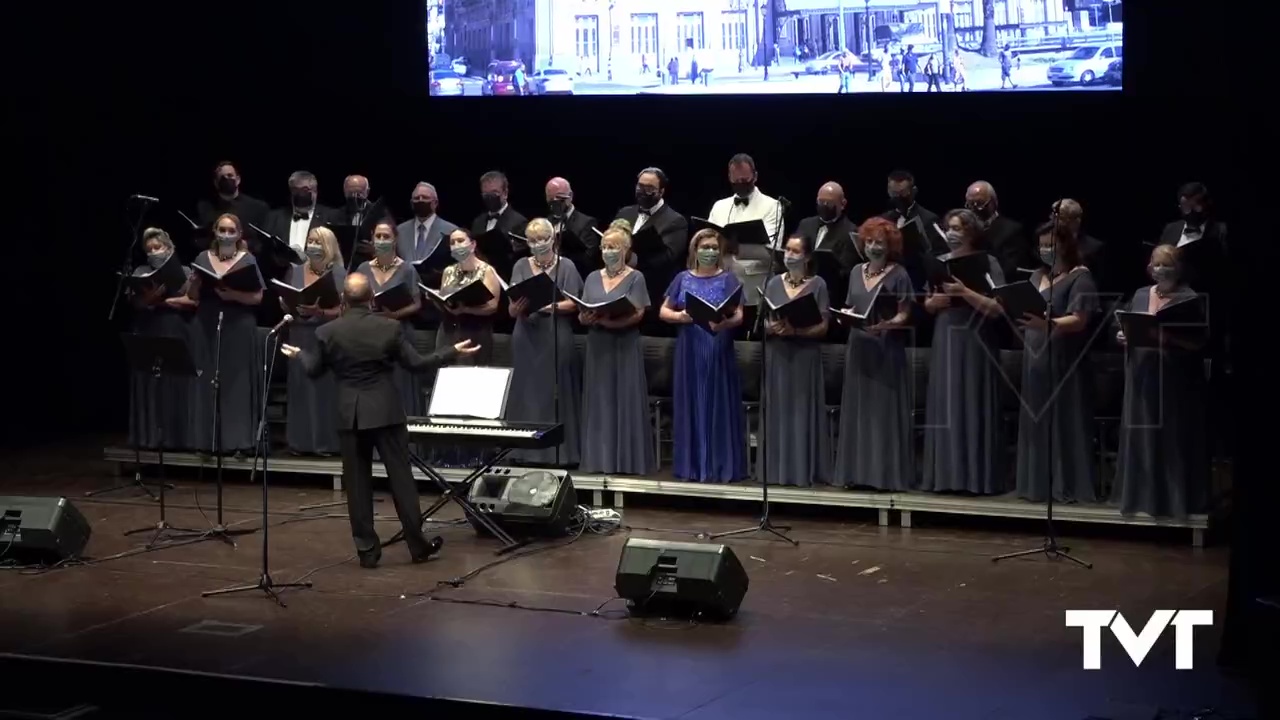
[429,70,465,97]
[1047,45,1122,86]
[530,68,575,95]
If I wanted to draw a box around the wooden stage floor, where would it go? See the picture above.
[0,439,1257,719]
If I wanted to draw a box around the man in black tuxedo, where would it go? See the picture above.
[469,170,529,281]
[262,170,339,274]
[794,181,860,307]
[195,161,270,250]
[545,177,598,276]
[965,180,1030,279]
[282,273,479,568]
[333,174,393,263]
[879,169,946,290]
[614,167,689,332]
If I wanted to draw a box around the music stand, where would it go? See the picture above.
[116,333,203,545]
[385,366,526,555]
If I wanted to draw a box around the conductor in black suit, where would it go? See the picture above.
[613,167,689,332]
[282,273,480,568]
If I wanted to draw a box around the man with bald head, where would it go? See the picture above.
[282,272,479,568]
[964,180,1030,279]
[334,174,392,261]
[545,176,599,275]
[794,181,860,305]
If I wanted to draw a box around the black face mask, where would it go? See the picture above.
[967,203,993,220]
[292,191,314,208]
[216,177,237,195]
[481,192,503,213]
[816,203,839,222]
[635,189,659,209]
[891,196,913,212]
[1183,209,1206,226]
[412,201,435,218]
[345,195,367,211]
[548,199,568,218]
[731,181,755,198]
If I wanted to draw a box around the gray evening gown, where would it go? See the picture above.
[283,263,346,455]
[759,274,830,487]
[835,264,915,490]
[1015,267,1100,503]
[357,261,426,417]
[191,251,264,454]
[429,261,500,467]
[506,256,584,466]
[921,254,1007,494]
[1111,285,1210,518]
[128,264,204,450]
[579,269,656,476]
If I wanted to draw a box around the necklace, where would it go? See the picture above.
[372,257,397,273]
[534,254,558,271]
[306,261,330,277]
[604,264,625,278]
[863,263,887,280]
[1153,284,1174,299]
[783,272,809,288]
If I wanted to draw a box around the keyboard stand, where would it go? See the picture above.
[387,447,527,556]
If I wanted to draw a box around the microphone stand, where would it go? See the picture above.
[549,240,563,468]
[198,309,256,547]
[993,204,1091,568]
[712,198,797,546]
[204,324,312,606]
[108,198,154,322]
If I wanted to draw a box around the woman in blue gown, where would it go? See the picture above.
[659,228,747,483]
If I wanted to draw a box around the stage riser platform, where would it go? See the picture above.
[102,447,1210,547]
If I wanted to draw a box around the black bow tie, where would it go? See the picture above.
[637,207,651,216]
[733,196,750,207]
[293,211,309,222]
[488,212,501,219]
[1184,224,1203,234]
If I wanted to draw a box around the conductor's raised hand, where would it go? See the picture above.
[280,344,302,358]
[453,339,481,355]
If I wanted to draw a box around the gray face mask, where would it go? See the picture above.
[146,251,170,269]
[601,248,622,267]
[945,230,965,249]
[373,238,395,256]
[1151,265,1177,284]
[783,254,805,271]
[451,244,473,262]
[304,244,325,260]
[215,234,238,253]
[529,240,553,256]
[864,244,887,262]
[696,248,719,267]
[1039,247,1056,266]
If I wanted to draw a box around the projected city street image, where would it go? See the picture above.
[427,1,1122,96]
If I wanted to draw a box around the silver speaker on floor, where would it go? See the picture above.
[465,467,577,537]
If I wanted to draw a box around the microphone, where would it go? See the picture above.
[268,314,294,335]
[131,194,160,203]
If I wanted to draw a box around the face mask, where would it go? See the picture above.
[865,244,886,261]
[891,195,912,212]
[373,238,395,255]
[1039,247,1057,266]
[548,199,567,218]
[816,203,838,223]
[147,250,170,269]
[529,240,553,256]
[783,254,805,271]
[731,181,754,198]
[451,244,473,262]
[945,230,965,249]
[1183,209,1205,226]
[967,203,993,221]
[601,248,622,267]
[1151,265,1177,284]
[481,192,503,213]
[292,190,314,208]
[305,244,325,260]
[696,248,719,267]
[346,195,367,210]
[216,177,236,195]
[216,233,238,248]
[411,201,435,218]
[635,189,659,209]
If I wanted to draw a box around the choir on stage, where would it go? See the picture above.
[124,161,1228,520]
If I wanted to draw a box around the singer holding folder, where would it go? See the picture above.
[659,229,746,483]
[128,228,202,451]
[281,273,479,568]
[357,221,426,423]
[1111,245,1210,519]
[187,213,264,456]
[506,218,583,466]
[280,227,346,456]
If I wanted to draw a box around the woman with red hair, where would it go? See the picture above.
[833,217,915,490]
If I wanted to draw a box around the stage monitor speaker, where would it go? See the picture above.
[614,538,748,621]
[0,496,91,563]
[466,467,577,537]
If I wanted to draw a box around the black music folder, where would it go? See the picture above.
[926,252,994,292]
[764,290,822,329]
[1115,296,1207,348]
[248,222,303,265]
[123,253,187,297]
[686,285,744,332]
[271,271,341,313]
[193,259,263,293]
[373,282,415,312]
[564,291,636,319]
[500,271,557,312]
[690,217,771,250]
[423,278,495,309]
[832,284,897,328]
[901,215,946,257]
[989,279,1047,320]
[629,223,666,258]
[475,227,514,269]
[412,230,453,289]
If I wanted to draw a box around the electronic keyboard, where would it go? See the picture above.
[405,418,563,450]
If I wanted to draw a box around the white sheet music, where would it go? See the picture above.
[428,366,513,420]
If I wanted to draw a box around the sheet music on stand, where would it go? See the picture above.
[427,366,513,420]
